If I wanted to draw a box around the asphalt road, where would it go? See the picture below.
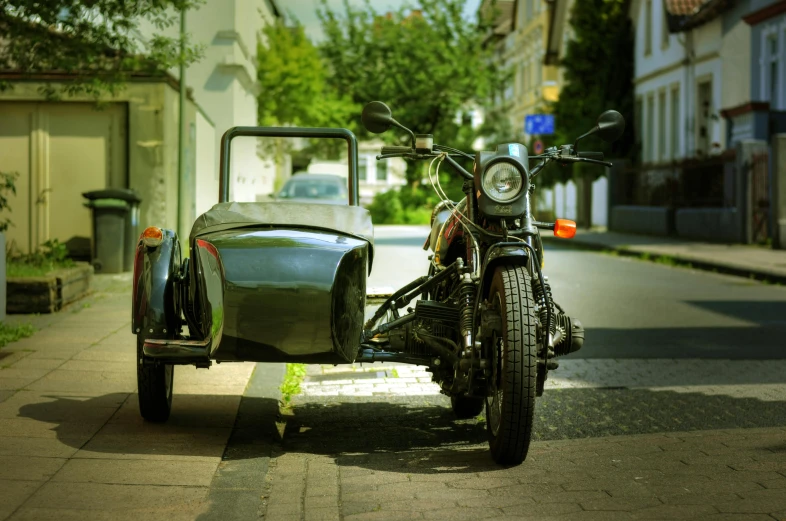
[368,225,786,360]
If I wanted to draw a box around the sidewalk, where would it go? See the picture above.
[0,274,257,521]
[262,361,786,521]
[542,228,786,282]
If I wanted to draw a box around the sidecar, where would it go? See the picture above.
[131,127,375,421]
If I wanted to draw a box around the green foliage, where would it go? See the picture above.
[317,0,499,181]
[551,0,635,183]
[0,322,35,349]
[257,20,356,128]
[7,239,75,277]
[280,363,307,403]
[0,1,205,99]
[367,189,433,225]
[0,172,19,233]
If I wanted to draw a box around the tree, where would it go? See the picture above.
[256,20,357,168]
[317,0,500,184]
[0,0,204,99]
[552,0,634,179]
[550,0,634,226]
[257,20,355,129]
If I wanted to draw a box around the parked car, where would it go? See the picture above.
[276,173,348,204]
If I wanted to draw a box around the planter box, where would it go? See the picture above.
[7,262,94,314]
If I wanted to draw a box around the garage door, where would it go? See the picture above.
[0,101,127,255]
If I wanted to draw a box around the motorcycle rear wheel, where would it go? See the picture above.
[485,265,537,465]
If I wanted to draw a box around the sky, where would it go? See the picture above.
[282,0,483,42]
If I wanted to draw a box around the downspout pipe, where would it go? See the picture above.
[177,8,186,237]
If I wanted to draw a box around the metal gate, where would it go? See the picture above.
[751,151,770,244]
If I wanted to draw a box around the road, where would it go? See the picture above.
[259,225,786,521]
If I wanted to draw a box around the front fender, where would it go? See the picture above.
[478,242,531,300]
[132,229,182,338]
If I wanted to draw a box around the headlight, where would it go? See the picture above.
[482,162,524,203]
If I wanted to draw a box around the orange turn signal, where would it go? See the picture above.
[141,226,164,247]
[553,219,576,239]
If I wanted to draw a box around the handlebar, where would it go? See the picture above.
[380,146,413,155]
[578,151,604,160]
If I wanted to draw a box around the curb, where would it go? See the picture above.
[542,236,786,285]
[197,362,286,521]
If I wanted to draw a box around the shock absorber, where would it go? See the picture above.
[458,273,476,350]
[531,275,557,348]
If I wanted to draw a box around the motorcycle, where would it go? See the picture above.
[131,101,624,465]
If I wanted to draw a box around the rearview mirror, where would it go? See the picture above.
[362,101,394,134]
[596,110,625,143]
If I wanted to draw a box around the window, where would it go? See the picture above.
[358,158,367,181]
[671,86,680,160]
[661,8,670,48]
[377,159,388,182]
[768,33,780,108]
[644,0,652,55]
[658,90,666,162]
[646,95,654,162]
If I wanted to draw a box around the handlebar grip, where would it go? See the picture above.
[578,151,604,160]
[380,146,412,155]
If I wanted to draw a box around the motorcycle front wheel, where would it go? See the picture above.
[485,265,538,465]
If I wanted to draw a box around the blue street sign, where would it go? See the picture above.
[524,114,555,135]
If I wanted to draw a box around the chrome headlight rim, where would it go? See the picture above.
[481,159,526,204]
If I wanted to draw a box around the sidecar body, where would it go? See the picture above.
[132,127,375,367]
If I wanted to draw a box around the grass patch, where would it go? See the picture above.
[0,322,35,349]
[6,261,75,278]
[280,363,307,404]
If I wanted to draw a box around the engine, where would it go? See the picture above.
[388,300,460,357]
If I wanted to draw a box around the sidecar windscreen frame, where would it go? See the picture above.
[218,126,360,206]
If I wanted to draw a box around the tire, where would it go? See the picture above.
[136,335,174,422]
[485,265,538,465]
[451,395,485,419]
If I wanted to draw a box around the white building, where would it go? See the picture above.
[139,0,282,216]
[630,0,736,164]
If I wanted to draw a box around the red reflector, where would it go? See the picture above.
[554,219,576,239]
[196,239,219,260]
[141,227,163,247]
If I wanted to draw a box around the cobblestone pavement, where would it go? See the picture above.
[260,360,786,521]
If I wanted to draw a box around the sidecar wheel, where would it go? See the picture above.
[450,395,485,419]
[136,336,174,422]
[485,265,537,465]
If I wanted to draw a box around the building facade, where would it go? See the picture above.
[722,0,786,146]
[482,0,560,141]
[0,0,281,257]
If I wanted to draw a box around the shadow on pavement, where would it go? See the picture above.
[14,388,786,473]
[576,325,786,359]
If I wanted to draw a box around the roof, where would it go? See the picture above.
[665,0,706,15]
[664,0,736,32]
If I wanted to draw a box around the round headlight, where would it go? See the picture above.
[482,162,524,203]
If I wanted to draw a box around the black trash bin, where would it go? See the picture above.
[83,189,142,273]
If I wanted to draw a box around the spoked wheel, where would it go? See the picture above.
[485,265,538,465]
[450,395,485,419]
[136,335,174,422]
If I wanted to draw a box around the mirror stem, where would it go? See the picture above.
[391,119,417,148]
[573,126,598,154]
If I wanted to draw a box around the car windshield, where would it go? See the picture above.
[280,178,347,200]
